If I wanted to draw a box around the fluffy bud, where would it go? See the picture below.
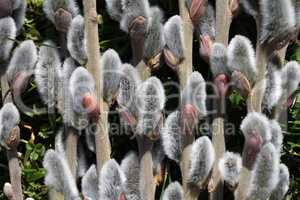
[262,55,283,111]
[143,7,165,69]
[0,103,20,148]
[136,77,166,136]
[269,120,283,153]
[121,152,141,200]
[181,71,207,117]
[101,49,122,104]
[163,15,184,69]
[43,0,78,26]
[269,164,290,200]
[67,15,87,65]
[99,159,126,200]
[69,67,97,117]
[57,58,79,127]
[162,182,184,200]
[82,165,99,200]
[246,143,280,200]
[0,17,17,65]
[280,61,300,99]
[3,183,14,200]
[240,112,271,169]
[210,43,230,78]
[295,0,300,29]
[161,111,183,163]
[117,64,141,119]
[196,2,215,39]
[228,35,256,85]
[120,0,150,33]
[240,0,259,17]
[218,152,242,189]
[7,40,38,85]
[35,41,61,108]
[260,0,296,50]
[106,0,123,21]
[12,0,26,31]
[43,149,80,200]
[188,136,215,188]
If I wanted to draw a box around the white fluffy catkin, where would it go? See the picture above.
[210,43,231,78]
[188,136,215,187]
[240,112,272,143]
[181,71,207,117]
[162,182,184,200]
[260,0,295,48]
[43,0,78,24]
[82,165,99,200]
[117,63,142,118]
[120,152,141,200]
[7,40,38,84]
[105,0,123,22]
[120,0,150,32]
[43,149,80,200]
[143,7,165,62]
[163,15,184,60]
[161,111,183,163]
[262,55,283,111]
[35,41,61,107]
[240,0,259,17]
[99,159,126,200]
[227,35,256,84]
[101,49,122,104]
[218,152,242,188]
[12,0,26,32]
[136,76,166,136]
[280,61,300,99]
[196,2,216,39]
[269,120,283,153]
[246,143,280,200]
[0,103,20,147]
[269,164,290,200]
[0,17,16,64]
[69,67,95,114]
[67,15,87,65]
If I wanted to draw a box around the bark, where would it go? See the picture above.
[83,0,111,172]
[178,1,194,199]
[210,1,232,199]
[65,127,78,176]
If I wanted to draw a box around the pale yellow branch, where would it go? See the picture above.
[83,0,111,172]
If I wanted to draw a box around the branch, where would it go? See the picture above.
[83,0,111,172]
[210,0,232,198]
[65,127,78,176]
[177,1,194,198]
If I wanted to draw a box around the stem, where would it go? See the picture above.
[210,117,225,200]
[137,136,155,200]
[83,0,111,172]
[7,149,23,200]
[65,127,78,176]
[234,167,251,199]
[178,2,194,198]
[211,1,231,199]
[58,32,69,59]
[48,189,64,200]
[215,0,231,45]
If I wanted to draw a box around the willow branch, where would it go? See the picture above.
[210,1,232,199]
[65,127,78,176]
[83,0,111,172]
[177,1,194,199]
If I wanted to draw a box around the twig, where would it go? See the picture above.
[210,1,232,199]
[65,127,78,176]
[177,1,194,199]
[83,0,111,172]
